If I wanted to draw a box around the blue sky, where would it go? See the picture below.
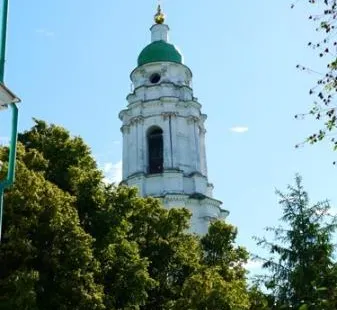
[0,0,336,270]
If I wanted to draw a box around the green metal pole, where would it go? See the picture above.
[0,188,4,240]
[0,102,17,240]
[4,102,18,186]
[0,0,8,83]
[0,0,19,241]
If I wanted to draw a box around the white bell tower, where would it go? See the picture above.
[119,6,228,234]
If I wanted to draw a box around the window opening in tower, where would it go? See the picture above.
[148,127,163,174]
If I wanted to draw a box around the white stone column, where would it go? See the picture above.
[194,121,201,173]
[199,127,208,176]
[134,117,143,173]
[121,125,129,180]
[130,120,138,175]
[162,112,172,169]
[187,116,198,172]
[170,113,178,169]
[138,118,145,173]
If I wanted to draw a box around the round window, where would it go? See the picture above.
[149,73,161,84]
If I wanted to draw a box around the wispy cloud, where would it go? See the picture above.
[35,28,55,37]
[102,160,122,184]
[230,126,249,133]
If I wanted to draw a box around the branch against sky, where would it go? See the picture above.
[292,1,337,161]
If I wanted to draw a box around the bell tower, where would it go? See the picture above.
[119,6,228,234]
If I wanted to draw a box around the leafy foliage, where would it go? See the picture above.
[0,144,105,310]
[172,267,250,310]
[247,285,269,310]
[0,119,253,309]
[255,174,337,309]
[18,119,105,233]
[292,1,337,157]
[201,220,249,282]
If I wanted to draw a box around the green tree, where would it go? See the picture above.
[97,188,253,309]
[248,285,269,310]
[167,221,251,310]
[17,121,157,309]
[18,119,99,192]
[201,220,249,282]
[1,120,255,309]
[255,175,337,309]
[0,144,105,310]
[100,240,156,309]
[96,185,201,309]
[18,119,105,233]
[172,267,250,310]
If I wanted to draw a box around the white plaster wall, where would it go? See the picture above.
[121,117,205,177]
[126,172,212,198]
[130,62,192,89]
[150,24,170,42]
[120,60,225,235]
[162,195,226,235]
[120,61,212,182]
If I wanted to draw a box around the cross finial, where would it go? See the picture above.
[154,1,165,24]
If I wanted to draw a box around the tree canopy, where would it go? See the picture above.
[0,119,253,309]
[255,175,337,309]
[0,143,105,309]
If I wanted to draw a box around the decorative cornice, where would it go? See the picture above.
[187,115,200,124]
[203,197,223,207]
[161,111,179,120]
[122,112,202,128]
[199,127,207,135]
[118,109,130,121]
[139,68,146,77]
[219,209,230,219]
[130,62,193,81]
[126,96,201,112]
[188,171,206,178]
[120,125,130,134]
[129,115,144,125]
[201,113,207,121]
[176,100,201,110]
[159,193,226,214]
[185,194,222,207]
[128,81,193,99]
[128,96,180,108]
[124,168,212,184]
[162,194,189,202]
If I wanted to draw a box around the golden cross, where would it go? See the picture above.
[154,0,165,24]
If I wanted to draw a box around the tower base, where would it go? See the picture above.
[123,172,228,235]
[161,193,228,235]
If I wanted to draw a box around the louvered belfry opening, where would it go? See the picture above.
[148,127,163,174]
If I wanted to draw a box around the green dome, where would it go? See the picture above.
[138,40,183,66]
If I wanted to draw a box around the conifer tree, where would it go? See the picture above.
[255,175,337,309]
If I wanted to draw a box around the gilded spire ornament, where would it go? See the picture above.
[154,4,165,24]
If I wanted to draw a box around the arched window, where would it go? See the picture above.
[148,127,163,174]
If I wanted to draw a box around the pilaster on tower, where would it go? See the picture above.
[118,6,229,234]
